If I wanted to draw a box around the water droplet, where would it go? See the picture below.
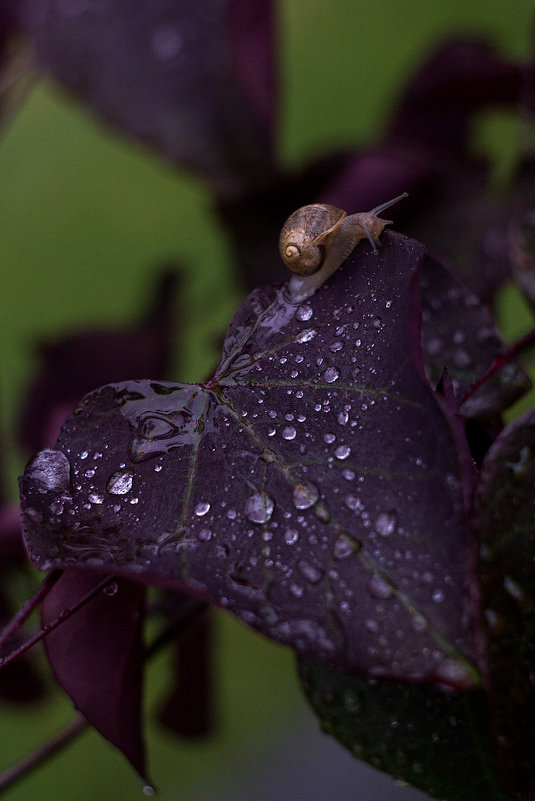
[284,528,299,545]
[27,449,71,491]
[103,581,119,596]
[106,467,134,495]
[369,574,394,599]
[432,589,445,604]
[195,502,211,517]
[227,508,237,520]
[375,510,397,537]
[324,433,336,444]
[338,410,349,425]
[342,469,355,481]
[244,491,274,523]
[198,528,212,541]
[292,481,320,510]
[335,445,351,460]
[151,25,183,61]
[80,451,89,460]
[88,492,104,505]
[329,341,344,352]
[296,328,316,343]
[282,426,296,440]
[345,494,362,510]
[334,534,361,559]
[296,304,313,321]
[298,560,323,584]
[289,583,304,598]
[324,367,340,383]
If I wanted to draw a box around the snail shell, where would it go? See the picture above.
[279,204,346,275]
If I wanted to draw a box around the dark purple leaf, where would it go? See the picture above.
[299,658,505,801]
[158,607,215,737]
[21,234,480,686]
[41,569,147,778]
[474,408,535,800]
[17,0,274,193]
[420,254,531,420]
[18,269,179,452]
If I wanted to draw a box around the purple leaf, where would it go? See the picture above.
[41,570,147,779]
[420,254,531,420]
[474,408,535,799]
[17,0,274,192]
[21,234,480,686]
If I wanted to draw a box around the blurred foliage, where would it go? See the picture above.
[1,1,535,799]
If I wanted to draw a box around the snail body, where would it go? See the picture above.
[280,192,408,301]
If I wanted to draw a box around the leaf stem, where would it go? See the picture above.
[0,575,114,669]
[0,715,87,794]
[460,327,535,407]
[0,569,62,652]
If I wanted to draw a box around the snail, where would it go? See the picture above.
[280,192,408,301]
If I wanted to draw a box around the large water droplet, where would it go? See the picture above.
[282,426,296,440]
[375,510,397,537]
[106,467,134,495]
[296,304,313,321]
[245,491,274,523]
[335,445,351,460]
[324,366,340,383]
[292,480,320,510]
[334,533,361,559]
[285,528,299,545]
[27,449,70,491]
[195,501,211,516]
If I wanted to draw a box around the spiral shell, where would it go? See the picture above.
[279,204,346,275]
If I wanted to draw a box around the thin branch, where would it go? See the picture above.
[0,569,62,652]
[0,596,207,795]
[0,575,114,669]
[460,326,535,407]
[0,715,87,793]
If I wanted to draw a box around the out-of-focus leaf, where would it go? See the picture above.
[474,408,535,800]
[42,569,147,778]
[18,269,179,452]
[298,658,506,801]
[16,0,274,194]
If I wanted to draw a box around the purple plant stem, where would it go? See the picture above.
[460,327,535,407]
[0,575,114,669]
[0,569,62,652]
[0,715,87,794]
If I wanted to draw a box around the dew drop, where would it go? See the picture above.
[324,433,336,444]
[298,560,323,584]
[198,528,212,542]
[375,510,397,537]
[335,445,351,460]
[329,341,344,352]
[334,534,360,559]
[432,589,445,604]
[296,328,316,343]
[369,574,394,599]
[27,449,71,491]
[289,583,304,598]
[338,410,349,425]
[345,494,362,510]
[194,502,211,517]
[284,528,299,545]
[282,426,297,440]
[292,480,320,510]
[324,366,340,383]
[88,492,104,505]
[296,304,313,321]
[106,467,134,495]
[342,469,355,481]
[244,491,274,523]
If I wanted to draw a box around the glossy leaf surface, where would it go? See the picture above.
[21,233,479,686]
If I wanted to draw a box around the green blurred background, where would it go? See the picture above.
[1,1,535,799]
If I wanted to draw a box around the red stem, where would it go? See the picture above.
[460,327,535,407]
[0,569,62,652]
[0,575,114,669]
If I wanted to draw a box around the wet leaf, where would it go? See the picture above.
[16,0,274,193]
[42,570,147,778]
[21,233,480,686]
[474,408,535,800]
[298,658,506,801]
